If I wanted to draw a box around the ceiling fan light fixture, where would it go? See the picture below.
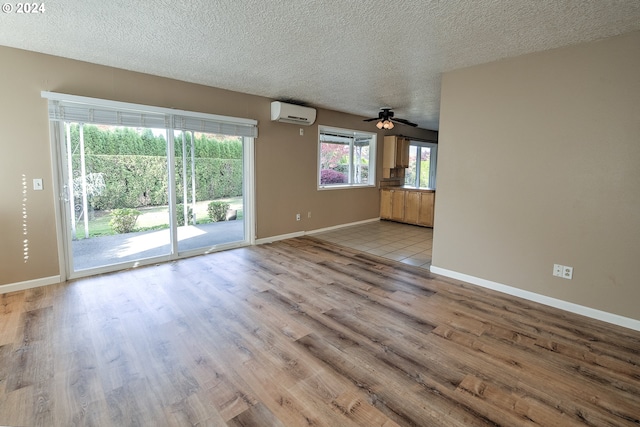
[378,119,394,129]
[366,108,416,128]
[379,119,393,129]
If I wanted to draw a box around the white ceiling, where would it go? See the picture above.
[1,0,639,130]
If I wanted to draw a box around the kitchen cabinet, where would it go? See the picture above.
[391,189,405,221]
[380,187,392,219]
[397,137,410,168]
[380,187,434,227]
[382,136,410,178]
[404,191,420,224]
[417,191,435,226]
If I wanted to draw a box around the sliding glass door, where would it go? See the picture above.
[45,92,256,279]
[60,123,173,272]
[174,131,245,254]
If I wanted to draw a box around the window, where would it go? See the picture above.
[318,126,376,188]
[405,142,437,189]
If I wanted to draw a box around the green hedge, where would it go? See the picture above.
[75,154,242,210]
[69,124,242,159]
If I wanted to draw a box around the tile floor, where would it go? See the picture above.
[312,220,433,269]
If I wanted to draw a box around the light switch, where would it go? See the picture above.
[33,178,43,191]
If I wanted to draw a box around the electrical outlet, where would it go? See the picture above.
[562,266,573,280]
[553,264,563,277]
[307,211,312,219]
[299,128,304,136]
[553,263,573,280]
[296,213,301,221]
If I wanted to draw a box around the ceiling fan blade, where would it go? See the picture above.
[391,117,418,127]
[364,108,417,127]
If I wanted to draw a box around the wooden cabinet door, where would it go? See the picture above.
[397,137,410,168]
[380,189,392,219]
[382,136,397,169]
[418,192,435,227]
[404,191,420,224]
[391,190,405,221]
[382,136,410,178]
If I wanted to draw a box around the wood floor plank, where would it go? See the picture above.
[0,291,25,347]
[165,389,230,427]
[455,374,582,427]
[5,307,54,394]
[104,377,167,426]
[251,288,493,425]
[191,281,365,426]
[432,324,640,425]
[330,389,403,427]
[1,237,640,426]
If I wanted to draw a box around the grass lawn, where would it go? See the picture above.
[75,196,243,239]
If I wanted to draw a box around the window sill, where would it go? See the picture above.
[318,184,377,191]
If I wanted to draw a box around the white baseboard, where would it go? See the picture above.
[307,217,380,235]
[255,231,305,245]
[429,266,640,332]
[0,275,62,294]
[256,217,380,245]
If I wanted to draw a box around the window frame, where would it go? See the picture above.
[405,141,438,189]
[317,125,377,190]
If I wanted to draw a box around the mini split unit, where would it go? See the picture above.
[270,101,316,126]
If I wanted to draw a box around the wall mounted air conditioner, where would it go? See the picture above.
[271,101,316,126]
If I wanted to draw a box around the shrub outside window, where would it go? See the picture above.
[318,126,376,189]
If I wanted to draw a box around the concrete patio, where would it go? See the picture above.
[71,220,245,271]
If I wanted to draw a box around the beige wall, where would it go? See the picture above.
[0,46,436,286]
[433,31,640,320]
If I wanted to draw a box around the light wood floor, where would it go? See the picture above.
[1,237,639,426]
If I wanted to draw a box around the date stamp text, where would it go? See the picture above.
[2,3,45,13]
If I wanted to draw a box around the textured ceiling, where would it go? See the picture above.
[1,0,639,130]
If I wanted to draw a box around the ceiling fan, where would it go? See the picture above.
[363,108,418,129]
